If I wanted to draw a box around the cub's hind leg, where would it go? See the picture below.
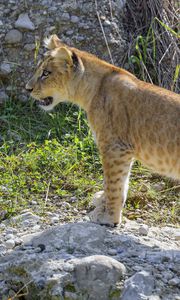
[90,146,134,226]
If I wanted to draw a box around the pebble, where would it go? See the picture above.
[50,217,59,224]
[104,20,111,26]
[63,263,75,272]
[153,182,165,192]
[140,183,148,192]
[61,12,70,21]
[5,228,18,234]
[168,277,180,286]
[15,238,23,246]
[0,62,12,76]
[24,43,36,51]
[71,16,79,23]
[5,239,16,249]
[139,224,149,236]
[0,245,7,256]
[108,249,117,256]
[5,29,22,43]
[70,196,77,203]
[15,13,35,30]
[5,234,14,240]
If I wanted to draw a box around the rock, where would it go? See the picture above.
[50,216,59,224]
[104,20,111,26]
[71,16,79,23]
[0,245,7,256]
[153,182,165,191]
[15,13,35,30]
[5,29,22,44]
[121,271,155,300]
[61,12,70,21]
[139,224,149,236]
[168,277,180,286]
[5,239,15,249]
[24,43,36,51]
[71,255,126,300]
[5,234,14,240]
[70,196,78,203]
[107,248,117,256]
[5,228,18,235]
[0,63,12,77]
[29,222,107,254]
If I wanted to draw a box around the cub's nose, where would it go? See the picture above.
[25,83,33,92]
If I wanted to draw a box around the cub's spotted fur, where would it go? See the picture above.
[26,35,180,226]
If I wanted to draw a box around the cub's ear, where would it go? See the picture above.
[52,47,73,67]
[44,34,65,50]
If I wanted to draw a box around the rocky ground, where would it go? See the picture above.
[0,0,128,101]
[0,195,179,300]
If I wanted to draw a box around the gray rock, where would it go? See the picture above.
[71,255,126,300]
[5,239,15,249]
[104,20,111,26]
[61,12,70,21]
[50,216,59,224]
[108,248,117,256]
[0,245,7,256]
[24,43,35,51]
[0,63,12,77]
[168,277,180,286]
[121,271,155,300]
[5,234,14,240]
[15,13,35,30]
[139,224,149,236]
[5,29,22,43]
[30,222,107,254]
[153,182,165,191]
[71,16,79,23]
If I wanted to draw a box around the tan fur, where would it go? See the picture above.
[26,35,180,226]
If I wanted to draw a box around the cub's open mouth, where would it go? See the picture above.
[38,97,53,106]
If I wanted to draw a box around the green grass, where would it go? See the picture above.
[0,98,179,225]
[0,99,102,219]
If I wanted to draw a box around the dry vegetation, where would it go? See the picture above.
[125,0,179,92]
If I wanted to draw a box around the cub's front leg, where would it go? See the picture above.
[90,145,134,226]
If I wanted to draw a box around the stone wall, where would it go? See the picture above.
[0,0,128,101]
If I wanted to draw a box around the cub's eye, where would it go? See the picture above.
[41,70,51,78]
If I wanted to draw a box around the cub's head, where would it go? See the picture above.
[26,35,84,111]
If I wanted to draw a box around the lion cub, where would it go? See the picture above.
[26,35,180,226]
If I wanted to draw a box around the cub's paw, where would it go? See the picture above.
[89,191,119,227]
[91,191,106,208]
